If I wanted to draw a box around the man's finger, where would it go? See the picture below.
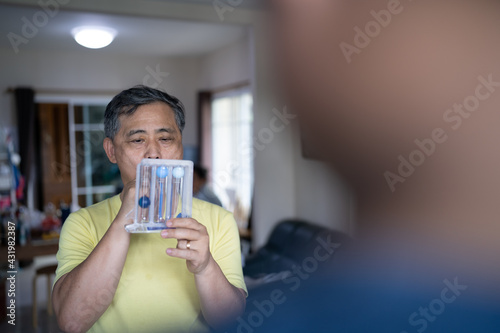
[166,247,197,261]
[166,218,203,230]
[161,228,198,240]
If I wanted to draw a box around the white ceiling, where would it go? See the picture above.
[150,0,265,9]
[0,1,262,57]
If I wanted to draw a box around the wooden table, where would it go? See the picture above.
[0,240,59,263]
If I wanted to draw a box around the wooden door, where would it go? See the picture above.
[37,104,72,208]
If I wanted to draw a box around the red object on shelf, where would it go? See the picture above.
[40,202,61,233]
[41,215,61,232]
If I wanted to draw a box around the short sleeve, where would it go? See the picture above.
[209,208,248,296]
[54,209,98,286]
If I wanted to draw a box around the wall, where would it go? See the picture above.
[198,32,252,90]
[0,48,200,146]
[197,29,353,250]
[291,122,353,233]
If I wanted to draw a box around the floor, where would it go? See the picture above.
[0,306,61,333]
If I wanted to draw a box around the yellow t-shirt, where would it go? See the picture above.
[55,196,247,333]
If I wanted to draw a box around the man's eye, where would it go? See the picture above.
[131,139,144,143]
[161,138,173,142]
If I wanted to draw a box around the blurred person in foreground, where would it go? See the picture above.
[52,86,246,333]
[228,0,500,332]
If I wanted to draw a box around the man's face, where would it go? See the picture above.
[104,102,183,185]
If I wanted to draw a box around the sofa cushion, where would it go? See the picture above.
[243,220,350,279]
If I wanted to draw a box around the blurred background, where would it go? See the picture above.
[0,0,353,331]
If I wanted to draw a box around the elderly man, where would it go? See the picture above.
[52,86,246,333]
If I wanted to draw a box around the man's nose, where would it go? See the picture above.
[145,141,161,159]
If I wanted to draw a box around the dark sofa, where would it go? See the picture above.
[243,219,351,279]
[221,220,351,332]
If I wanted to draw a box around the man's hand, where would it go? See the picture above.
[116,179,137,228]
[160,217,246,329]
[160,218,211,274]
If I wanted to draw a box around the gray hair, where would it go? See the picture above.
[104,85,186,140]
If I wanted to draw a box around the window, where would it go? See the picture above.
[210,88,253,229]
[69,102,121,210]
[36,95,121,212]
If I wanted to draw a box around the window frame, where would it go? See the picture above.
[35,94,115,211]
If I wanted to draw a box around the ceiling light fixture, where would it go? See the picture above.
[72,26,117,49]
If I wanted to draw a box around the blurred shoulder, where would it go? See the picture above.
[192,198,234,222]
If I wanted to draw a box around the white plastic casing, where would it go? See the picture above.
[125,159,193,233]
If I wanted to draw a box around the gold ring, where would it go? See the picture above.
[186,240,191,250]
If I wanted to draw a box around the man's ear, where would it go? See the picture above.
[103,137,117,164]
